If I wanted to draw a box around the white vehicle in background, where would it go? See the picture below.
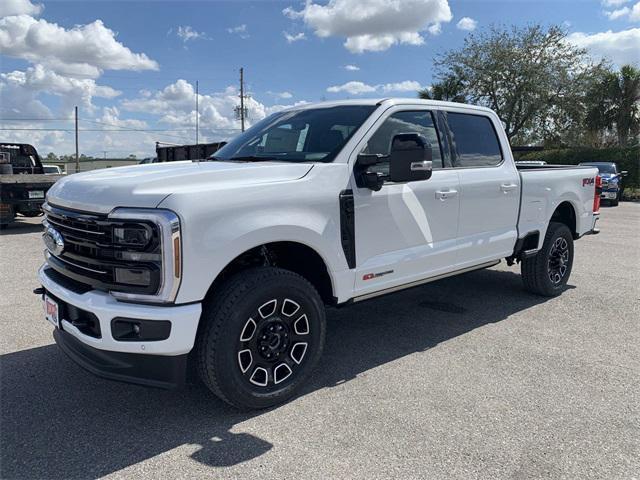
[42,165,63,175]
[37,99,601,409]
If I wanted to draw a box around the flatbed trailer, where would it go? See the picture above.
[0,143,62,227]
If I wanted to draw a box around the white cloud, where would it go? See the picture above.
[344,64,360,71]
[283,31,306,43]
[283,0,452,53]
[327,79,423,95]
[0,0,42,17]
[567,28,640,66]
[602,0,629,6]
[0,15,159,77]
[265,100,311,116]
[456,17,477,31]
[631,1,640,20]
[1,65,120,117]
[380,80,423,92]
[267,91,294,99]
[177,25,208,42]
[100,106,148,130]
[121,79,269,138]
[427,23,442,35]
[606,6,631,18]
[327,81,378,94]
[227,24,249,39]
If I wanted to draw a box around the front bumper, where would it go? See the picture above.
[38,265,202,387]
[601,189,619,200]
[54,328,189,388]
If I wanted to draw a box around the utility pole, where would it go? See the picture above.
[234,68,249,132]
[74,106,79,173]
[195,80,199,145]
[239,68,245,132]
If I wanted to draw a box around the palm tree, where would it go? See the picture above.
[587,65,640,146]
[613,65,640,146]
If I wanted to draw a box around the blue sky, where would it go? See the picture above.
[0,0,638,156]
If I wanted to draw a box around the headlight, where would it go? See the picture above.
[113,224,153,247]
[108,208,182,304]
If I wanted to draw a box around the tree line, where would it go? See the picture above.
[419,24,640,148]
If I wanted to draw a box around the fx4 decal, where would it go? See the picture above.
[582,177,595,187]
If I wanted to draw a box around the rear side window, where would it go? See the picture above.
[447,113,502,167]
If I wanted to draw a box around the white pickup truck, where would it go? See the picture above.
[37,99,600,409]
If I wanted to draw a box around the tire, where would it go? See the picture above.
[196,267,326,410]
[521,222,574,297]
[610,198,619,207]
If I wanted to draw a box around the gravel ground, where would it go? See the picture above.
[1,203,638,479]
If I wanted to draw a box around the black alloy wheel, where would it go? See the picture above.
[197,267,325,409]
[547,236,570,285]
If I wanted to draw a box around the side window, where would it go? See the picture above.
[363,111,443,176]
[447,113,503,167]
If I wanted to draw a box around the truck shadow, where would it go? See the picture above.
[0,267,561,478]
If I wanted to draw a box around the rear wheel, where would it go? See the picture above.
[197,267,326,410]
[521,222,574,297]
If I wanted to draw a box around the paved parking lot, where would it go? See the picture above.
[1,203,638,479]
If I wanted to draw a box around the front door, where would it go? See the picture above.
[351,108,460,297]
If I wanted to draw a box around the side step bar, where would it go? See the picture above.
[352,260,500,303]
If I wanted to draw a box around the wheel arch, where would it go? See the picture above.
[550,201,578,239]
[204,241,336,305]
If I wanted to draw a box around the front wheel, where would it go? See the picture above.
[521,222,574,297]
[196,267,326,410]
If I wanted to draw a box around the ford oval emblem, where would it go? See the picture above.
[43,226,65,256]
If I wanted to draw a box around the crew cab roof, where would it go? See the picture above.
[280,98,496,115]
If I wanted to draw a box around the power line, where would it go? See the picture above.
[0,117,72,121]
[0,127,195,132]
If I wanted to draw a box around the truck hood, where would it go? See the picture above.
[46,160,314,214]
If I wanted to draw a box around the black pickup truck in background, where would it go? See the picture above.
[0,143,63,228]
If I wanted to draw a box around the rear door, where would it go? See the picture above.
[351,107,461,296]
[445,111,521,266]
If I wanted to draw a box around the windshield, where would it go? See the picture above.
[581,162,616,174]
[212,105,377,163]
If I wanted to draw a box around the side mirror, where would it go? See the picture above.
[355,154,386,191]
[620,170,628,177]
[388,133,433,183]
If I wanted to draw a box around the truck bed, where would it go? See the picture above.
[517,164,599,249]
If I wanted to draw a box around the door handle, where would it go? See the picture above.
[500,183,518,193]
[435,189,458,200]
